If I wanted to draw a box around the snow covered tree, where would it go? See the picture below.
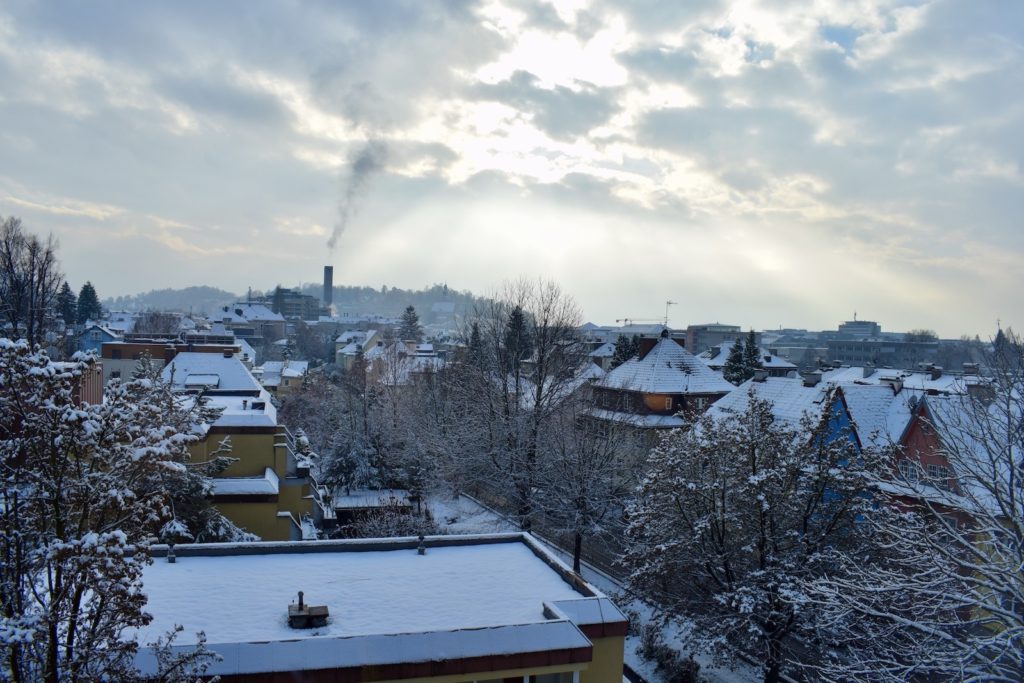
[0,217,63,348]
[56,281,77,327]
[538,394,643,572]
[625,391,882,683]
[610,334,640,369]
[0,341,225,680]
[75,281,101,325]
[722,337,746,384]
[803,346,1024,682]
[398,305,422,342]
[743,328,762,377]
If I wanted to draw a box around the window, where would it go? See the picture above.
[90,331,100,341]
[926,464,952,490]
[664,397,672,410]
[530,673,576,683]
[897,459,920,483]
[111,371,121,380]
[111,349,122,360]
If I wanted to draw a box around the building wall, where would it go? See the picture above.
[583,635,625,683]
[214,501,297,541]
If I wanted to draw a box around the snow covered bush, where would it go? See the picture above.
[624,392,883,683]
[0,341,232,680]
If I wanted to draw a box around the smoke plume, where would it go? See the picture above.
[328,140,388,250]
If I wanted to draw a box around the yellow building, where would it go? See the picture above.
[136,534,626,682]
[164,351,315,541]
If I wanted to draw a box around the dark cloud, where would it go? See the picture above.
[470,70,621,139]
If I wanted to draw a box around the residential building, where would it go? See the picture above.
[699,342,797,378]
[162,351,315,541]
[685,323,756,354]
[100,339,241,385]
[134,533,627,683]
[216,303,287,347]
[76,323,121,355]
[254,358,309,397]
[335,329,383,369]
[590,329,734,432]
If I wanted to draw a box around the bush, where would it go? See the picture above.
[637,623,701,683]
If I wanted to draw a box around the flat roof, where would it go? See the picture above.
[134,534,622,677]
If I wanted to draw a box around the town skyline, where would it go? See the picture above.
[1,0,1020,345]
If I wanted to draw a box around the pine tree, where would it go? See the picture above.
[398,305,422,342]
[503,304,532,373]
[611,334,641,369]
[76,281,102,324]
[56,281,77,326]
[468,321,484,368]
[743,328,762,378]
[723,337,746,384]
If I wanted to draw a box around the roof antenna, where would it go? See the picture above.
[664,300,677,326]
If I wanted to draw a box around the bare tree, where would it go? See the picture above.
[0,217,63,348]
[132,310,182,336]
[537,391,643,572]
[804,343,1024,682]
[455,278,584,528]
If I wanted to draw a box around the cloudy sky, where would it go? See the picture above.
[0,0,1020,336]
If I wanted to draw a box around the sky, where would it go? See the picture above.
[0,0,1020,337]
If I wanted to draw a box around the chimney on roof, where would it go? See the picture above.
[417,535,426,555]
[323,266,334,307]
[929,365,943,381]
[802,371,822,387]
[962,362,979,375]
[863,365,874,379]
[288,590,328,629]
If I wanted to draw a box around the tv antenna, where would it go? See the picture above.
[664,300,677,326]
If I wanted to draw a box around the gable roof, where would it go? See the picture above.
[601,337,734,395]
[706,376,831,428]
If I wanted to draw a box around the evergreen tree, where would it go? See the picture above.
[398,305,422,342]
[76,281,102,324]
[723,337,746,384]
[56,281,77,325]
[468,321,484,368]
[610,334,641,369]
[503,304,533,373]
[743,328,763,378]
[271,285,286,314]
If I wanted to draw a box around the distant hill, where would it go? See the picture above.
[104,286,238,315]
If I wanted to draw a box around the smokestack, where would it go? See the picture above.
[323,266,334,307]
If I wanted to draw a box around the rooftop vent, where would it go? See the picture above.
[251,401,266,411]
[802,371,822,387]
[223,349,233,358]
[288,591,328,629]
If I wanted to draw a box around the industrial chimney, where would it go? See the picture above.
[323,266,334,307]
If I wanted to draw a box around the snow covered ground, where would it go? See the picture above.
[429,493,760,683]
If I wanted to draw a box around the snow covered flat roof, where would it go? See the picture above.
[213,467,279,497]
[135,535,616,676]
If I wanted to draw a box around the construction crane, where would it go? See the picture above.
[615,317,661,326]
[617,301,679,327]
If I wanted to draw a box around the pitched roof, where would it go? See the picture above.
[601,337,734,395]
[700,342,797,370]
[706,376,830,428]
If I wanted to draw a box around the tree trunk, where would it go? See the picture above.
[573,531,583,573]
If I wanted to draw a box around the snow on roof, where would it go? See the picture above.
[331,488,411,509]
[257,360,309,387]
[586,407,687,429]
[183,374,220,389]
[589,342,615,358]
[213,467,279,497]
[706,376,830,428]
[601,337,734,395]
[162,352,262,394]
[700,342,797,370]
[133,535,608,676]
[839,384,916,449]
[821,366,981,394]
[203,390,277,428]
